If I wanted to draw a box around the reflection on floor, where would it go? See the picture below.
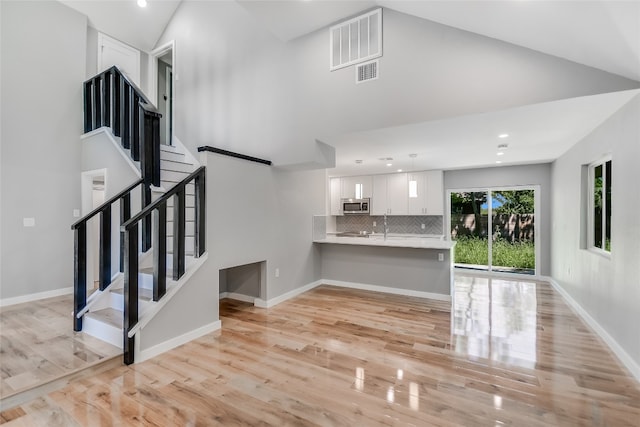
[453,275,539,368]
[0,294,121,401]
[1,275,639,426]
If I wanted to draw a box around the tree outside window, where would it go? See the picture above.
[591,159,611,252]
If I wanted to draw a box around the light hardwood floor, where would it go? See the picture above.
[0,294,121,401]
[1,275,639,426]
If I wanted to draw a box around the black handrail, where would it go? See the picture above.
[83,65,161,189]
[120,166,206,365]
[71,178,145,333]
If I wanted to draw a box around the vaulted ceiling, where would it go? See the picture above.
[59,0,640,174]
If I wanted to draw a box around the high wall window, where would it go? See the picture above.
[589,158,612,253]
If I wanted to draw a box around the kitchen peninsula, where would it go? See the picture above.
[314,234,455,301]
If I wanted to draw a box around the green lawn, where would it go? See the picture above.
[454,236,535,269]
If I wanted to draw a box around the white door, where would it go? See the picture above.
[98,33,140,86]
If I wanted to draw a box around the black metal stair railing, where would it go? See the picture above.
[120,166,206,365]
[83,66,161,252]
[70,179,144,332]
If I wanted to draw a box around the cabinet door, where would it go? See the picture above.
[371,175,388,215]
[330,177,342,216]
[341,176,372,199]
[387,173,408,215]
[408,172,427,215]
[425,170,444,215]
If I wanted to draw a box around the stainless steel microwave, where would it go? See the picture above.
[342,198,370,215]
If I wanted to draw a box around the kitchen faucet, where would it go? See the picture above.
[383,213,388,240]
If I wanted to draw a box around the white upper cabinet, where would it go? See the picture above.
[331,170,443,217]
[341,175,372,199]
[330,177,342,216]
[408,170,444,215]
[372,173,408,215]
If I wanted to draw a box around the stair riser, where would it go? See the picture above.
[160,149,186,163]
[167,208,195,222]
[161,159,193,173]
[83,316,123,349]
[167,237,195,253]
[161,181,195,195]
[167,220,195,236]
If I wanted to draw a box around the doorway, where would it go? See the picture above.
[448,187,539,275]
[150,42,174,146]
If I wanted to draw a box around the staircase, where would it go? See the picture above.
[72,66,206,364]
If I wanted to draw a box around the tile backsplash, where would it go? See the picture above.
[336,215,443,235]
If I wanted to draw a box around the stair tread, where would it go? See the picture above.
[111,287,153,301]
[86,308,123,329]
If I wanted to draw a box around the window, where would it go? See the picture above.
[589,158,612,252]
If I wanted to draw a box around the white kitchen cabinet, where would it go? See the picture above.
[408,170,444,215]
[341,175,372,199]
[372,173,408,215]
[425,170,444,215]
[330,177,342,216]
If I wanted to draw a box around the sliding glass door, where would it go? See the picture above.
[449,187,537,275]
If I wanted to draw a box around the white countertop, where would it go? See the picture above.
[314,235,456,250]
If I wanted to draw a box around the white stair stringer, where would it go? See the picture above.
[81,252,207,352]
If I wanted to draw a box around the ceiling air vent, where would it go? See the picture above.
[330,8,382,71]
[356,60,378,84]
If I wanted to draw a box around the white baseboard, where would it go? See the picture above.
[0,287,73,307]
[252,279,451,309]
[219,292,255,304]
[254,280,323,308]
[543,276,640,382]
[323,280,451,302]
[136,320,221,363]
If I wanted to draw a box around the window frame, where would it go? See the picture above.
[587,155,612,256]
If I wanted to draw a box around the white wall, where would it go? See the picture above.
[550,94,640,374]
[155,3,638,166]
[138,150,325,350]
[444,164,552,275]
[0,1,86,300]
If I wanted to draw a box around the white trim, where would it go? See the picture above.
[455,268,546,283]
[0,287,73,307]
[543,276,640,382]
[136,320,221,363]
[253,279,451,309]
[172,135,200,168]
[254,280,323,308]
[219,292,255,304]
[323,280,451,302]
[82,127,141,178]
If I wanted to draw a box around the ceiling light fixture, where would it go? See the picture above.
[497,152,504,156]
[397,169,403,172]
[137,0,147,7]
[498,133,509,139]
[495,160,502,164]
[386,163,392,167]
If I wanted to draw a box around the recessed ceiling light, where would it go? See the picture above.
[497,152,504,156]
[386,163,392,167]
[137,0,147,7]
[498,133,509,139]
[397,169,403,172]
[495,160,502,164]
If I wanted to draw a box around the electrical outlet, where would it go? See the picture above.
[275,268,280,278]
[421,224,425,230]
[373,221,376,227]
[23,218,35,227]
[73,209,80,218]
[438,253,444,262]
